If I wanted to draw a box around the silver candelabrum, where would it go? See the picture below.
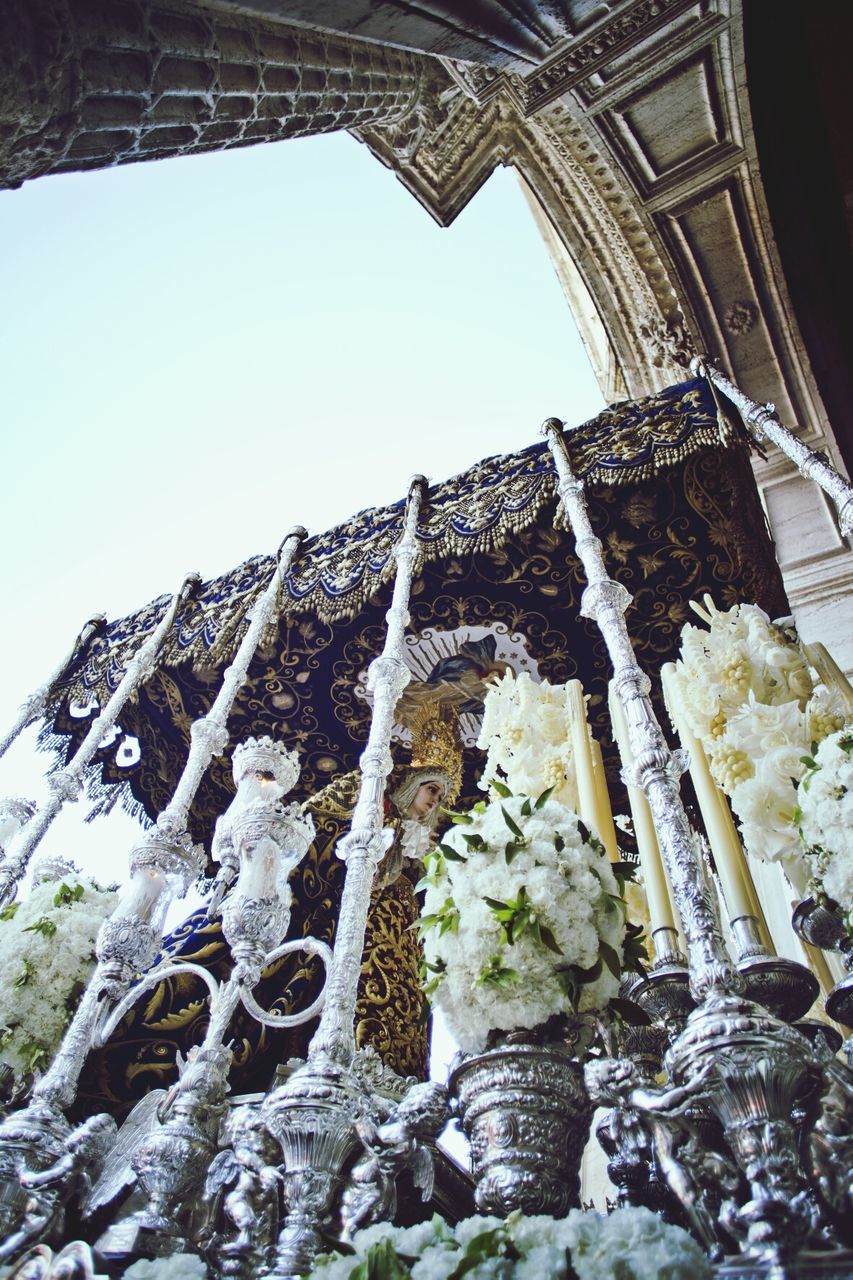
[542,417,853,1278]
[95,736,327,1263]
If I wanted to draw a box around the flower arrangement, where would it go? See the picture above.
[124,1255,208,1280]
[797,727,853,934]
[417,787,641,1054]
[0,870,117,1080]
[477,672,580,810]
[416,672,645,1053]
[669,598,847,881]
[309,1207,711,1280]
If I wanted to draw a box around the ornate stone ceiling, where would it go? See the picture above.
[1,0,850,668]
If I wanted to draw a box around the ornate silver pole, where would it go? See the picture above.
[0,531,308,1246]
[690,355,853,537]
[0,575,200,906]
[0,614,105,760]
[163,527,307,845]
[0,825,204,1243]
[261,477,427,1279]
[541,419,737,999]
[304,477,425,1071]
[94,738,325,1262]
[543,419,850,1271]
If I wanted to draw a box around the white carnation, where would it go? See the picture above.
[0,874,118,1080]
[797,728,853,913]
[124,1254,208,1280]
[421,795,623,1054]
[308,1208,710,1280]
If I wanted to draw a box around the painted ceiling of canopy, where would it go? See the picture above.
[2,0,851,665]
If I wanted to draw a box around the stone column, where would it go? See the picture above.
[0,0,440,188]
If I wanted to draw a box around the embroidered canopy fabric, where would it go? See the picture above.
[45,376,785,844]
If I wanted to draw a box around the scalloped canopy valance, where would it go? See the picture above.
[43,376,783,849]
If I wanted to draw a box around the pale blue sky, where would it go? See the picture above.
[0,130,603,880]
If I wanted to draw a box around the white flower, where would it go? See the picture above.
[476,673,579,810]
[0,874,117,1080]
[124,1255,208,1280]
[729,774,798,865]
[307,1208,711,1280]
[797,728,853,914]
[421,795,623,1054]
[672,603,812,744]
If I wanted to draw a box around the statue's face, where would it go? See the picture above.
[408,780,445,821]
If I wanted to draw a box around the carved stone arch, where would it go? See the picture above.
[359,88,697,402]
[504,111,696,399]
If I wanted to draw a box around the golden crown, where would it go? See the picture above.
[408,703,463,802]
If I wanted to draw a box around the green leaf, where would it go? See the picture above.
[605,892,627,918]
[574,958,603,984]
[520,797,532,817]
[556,966,579,1006]
[500,805,525,839]
[534,785,555,810]
[0,902,19,922]
[504,841,521,865]
[598,939,622,979]
[351,1237,412,1280]
[608,997,652,1026]
[461,834,486,853]
[447,1226,519,1280]
[577,819,591,845]
[441,806,474,824]
[489,779,513,798]
[23,916,58,939]
[472,800,488,814]
[537,923,563,956]
[477,956,521,989]
[13,959,35,989]
[554,833,565,852]
[799,756,817,770]
[53,882,84,908]
[438,842,467,862]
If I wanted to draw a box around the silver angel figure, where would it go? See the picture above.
[340,1081,448,1237]
[584,1056,734,1257]
[205,1105,282,1273]
[0,1114,115,1265]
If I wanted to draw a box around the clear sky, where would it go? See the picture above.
[0,130,603,886]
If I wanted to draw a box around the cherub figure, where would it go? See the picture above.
[585,1056,726,1255]
[340,1081,449,1237]
[205,1105,282,1260]
[806,1046,853,1245]
[0,1113,115,1263]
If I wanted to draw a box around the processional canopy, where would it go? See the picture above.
[42,376,785,854]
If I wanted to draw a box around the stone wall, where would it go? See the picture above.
[0,0,439,188]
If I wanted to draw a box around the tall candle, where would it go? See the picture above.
[608,681,677,932]
[661,663,761,926]
[566,681,600,842]
[590,737,620,863]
